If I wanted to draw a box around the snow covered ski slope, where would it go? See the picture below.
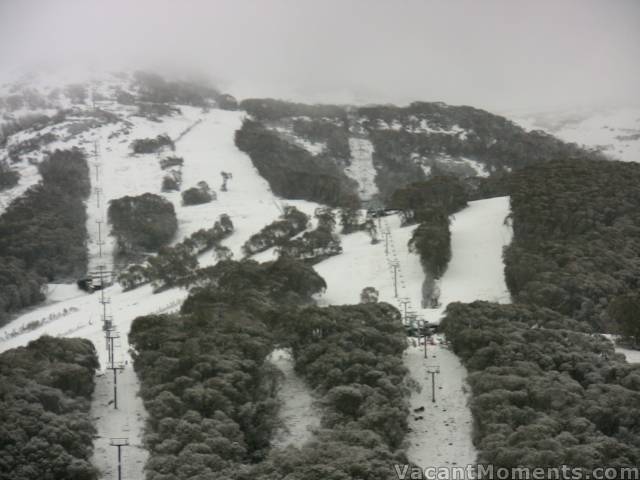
[313,195,513,472]
[426,195,512,321]
[316,196,512,323]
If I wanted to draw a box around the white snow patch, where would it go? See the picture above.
[423,196,513,324]
[510,106,640,163]
[269,348,320,448]
[404,337,476,471]
[90,367,149,479]
[345,138,378,201]
[601,334,640,364]
[46,283,85,303]
[616,347,640,364]
[273,126,326,156]
[460,157,490,178]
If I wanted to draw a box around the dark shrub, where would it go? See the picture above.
[181,181,215,206]
[131,134,174,154]
[108,193,177,254]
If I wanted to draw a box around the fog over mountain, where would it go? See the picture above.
[1,0,639,110]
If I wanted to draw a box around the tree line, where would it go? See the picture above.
[235,119,360,207]
[129,255,327,479]
[129,251,413,479]
[0,336,100,480]
[504,158,640,333]
[108,193,178,258]
[0,149,90,325]
[441,301,640,470]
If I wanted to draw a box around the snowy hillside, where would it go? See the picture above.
[314,196,513,324]
[510,106,640,163]
[0,71,324,478]
[312,196,513,470]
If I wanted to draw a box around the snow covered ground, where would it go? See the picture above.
[269,348,320,448]
[601,335,640,364]
[90,367,149,479]
[423,196,512,322]
[616,346,640,364]
[85,105,203,273]
[404,336,476,472]
[345,137,378,201]
[510,106,640,163]
[315,196,512,324]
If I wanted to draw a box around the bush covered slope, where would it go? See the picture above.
[0,149,90,325]
[131,251,412,479]
[130,256,326,479]
[235,120,359,207]
[0,336,100,480]
[504,158,640,331]
[441,301,640,469]
[251,303,410,479]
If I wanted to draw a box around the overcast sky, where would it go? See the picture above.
[0,0,638,111]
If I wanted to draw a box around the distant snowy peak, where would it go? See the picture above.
[510,106,640,163]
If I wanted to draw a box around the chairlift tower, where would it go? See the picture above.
[398,297,411,323]
[109,438,129,480]
[390,261,400,297]
[382,231,392,255]
[425,365,441,403]
[107,361,126,409]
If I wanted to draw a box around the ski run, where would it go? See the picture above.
[2,92,518,475]
[269,349,321,448]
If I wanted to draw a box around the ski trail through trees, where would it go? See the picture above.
[90,366,149,479]
[269,348,320,448]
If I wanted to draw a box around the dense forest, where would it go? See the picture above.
[0,149,90,325]
[251,303,410,479]
[129,256,326,479]
[108,193,178,256]
[130,252,412,479]
[441,301,640,470]
[390,175,468,223]
[504,158,640,332]
[0,336,99,480]
[235,120,359,207]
